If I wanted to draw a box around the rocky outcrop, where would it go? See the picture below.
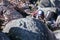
[3,16,56,40]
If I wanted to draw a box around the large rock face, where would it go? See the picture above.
[0,32,10,40]
[3,16,56,40]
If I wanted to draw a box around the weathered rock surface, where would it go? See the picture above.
[39,0,54,7]
[3,16,56,40]
[54,0,60,8]
[3,8,23,21]
[38,0,60,7]
[0,5,23,21]
[56,15,60,27]
[0,0,10,6]
[0,6,7,13]
[0,0,4,5]
[53,30,60,40]
[0,32,10,40]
